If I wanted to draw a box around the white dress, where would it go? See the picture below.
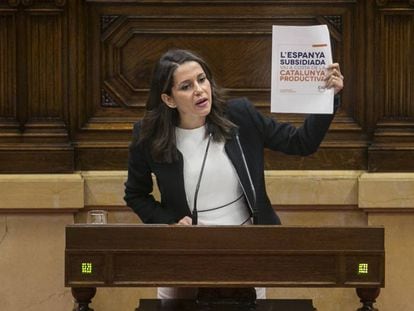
[157,125,265,299]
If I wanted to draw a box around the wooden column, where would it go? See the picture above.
[368,0,414,171]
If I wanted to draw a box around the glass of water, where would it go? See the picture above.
[87,210,108,224]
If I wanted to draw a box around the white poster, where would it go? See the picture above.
[271,25,334,114]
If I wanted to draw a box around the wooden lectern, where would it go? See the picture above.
[65,225,384,311]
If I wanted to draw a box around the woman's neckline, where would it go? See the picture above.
[176,124,206,132]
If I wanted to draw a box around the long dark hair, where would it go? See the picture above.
[137,49,236,163]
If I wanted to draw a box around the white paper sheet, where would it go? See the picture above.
[271,25,334,114]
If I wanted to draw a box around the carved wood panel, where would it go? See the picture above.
[0,0,72,172]
[0,14,16,120]
[369,0,414,171]
[0,0,413,171]
[0,6,18,136]
[71,1,366,170]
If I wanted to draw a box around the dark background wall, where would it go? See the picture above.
[0,0,413,173]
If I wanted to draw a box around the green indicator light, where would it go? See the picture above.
[81,262,93,274]
[358,263,369,275]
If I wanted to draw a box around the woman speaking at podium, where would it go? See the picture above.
[124,49,343,299]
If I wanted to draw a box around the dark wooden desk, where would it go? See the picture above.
[65,225,384,311]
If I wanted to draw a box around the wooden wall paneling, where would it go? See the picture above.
[72,3,132,171]
[0,0,73,172]
[67,0,84,138]
[73,1,367,170]
[369,1,414,171]
[0,7,18,132]
[355,0,376,132]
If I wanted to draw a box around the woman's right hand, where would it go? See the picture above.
[326,63,344,95]
[177,216,192,225]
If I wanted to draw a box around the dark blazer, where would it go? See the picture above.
[124,97,337,225]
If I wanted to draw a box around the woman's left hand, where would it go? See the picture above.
[177,216,192,225]
[325,63,344,95]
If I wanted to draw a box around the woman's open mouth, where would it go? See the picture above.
[195,98,208,107]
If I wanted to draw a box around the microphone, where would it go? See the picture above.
[235,132,258,225]
[192,126,213,225]
[206,122,216,136]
